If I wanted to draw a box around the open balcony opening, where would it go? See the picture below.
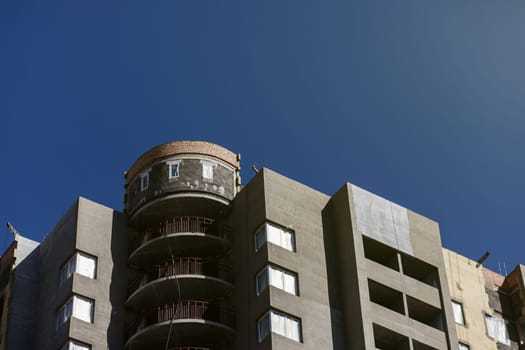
[412,340,439,350]
[406,296,444,331]
[373,323,410,350]
[363,236,399,272]
[400,254,438,287]
[368,279,405,315]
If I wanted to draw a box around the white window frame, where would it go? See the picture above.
[167,160,180,179]
[257,310,301,343]
[140,171,149,191]
[255,222,295,252]
[452,300,465,325]
[202,161,214,180]
[59,252,97,286]
[61,339,91,350]
[56,295,94,329]
[256,265,298,296]
[485,314,510,345]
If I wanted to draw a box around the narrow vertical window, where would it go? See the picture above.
[168,161,180,179]
[257,312,270,342]
[203,162,214,179]
[452,300,465,325]
[56,298,73,329]
[140,172,149,191]
[258,310,301,343]
[255,223,295,252]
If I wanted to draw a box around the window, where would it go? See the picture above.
[256,266,298,296]
[140,172,149,191]
[255,223,295,252]
[168,161,180,178]
[485,314,510,345]
[459,343,470,350]
[452,300,465,325]
[61,340,91,350]
[202,162,214,179]
[56,295,94,329]
[59,252,97,285]
[258,310,301,343]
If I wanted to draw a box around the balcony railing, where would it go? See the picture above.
[127,300,235,338]
[128,258,233,296]
[132,216,232,252]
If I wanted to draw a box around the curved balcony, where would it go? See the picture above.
[127,258,233,308]
[129,216,233,265]
[125,301,235,349]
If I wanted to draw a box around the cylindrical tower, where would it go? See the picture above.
[124,141,240,350]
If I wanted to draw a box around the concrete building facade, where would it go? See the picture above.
[0,140,522,350]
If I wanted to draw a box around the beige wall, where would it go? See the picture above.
[443,248,497,350]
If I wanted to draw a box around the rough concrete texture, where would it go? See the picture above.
[126,156,237,215]
[6,235,40,350]
[443,248,498,350]
[325,183,458,349]
[34,198,127,350]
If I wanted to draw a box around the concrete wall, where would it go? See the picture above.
[443,248,498,350]
[5,235,40,350]
[324,183,458,349]
[230,169,335,350]
[34,197,128,350]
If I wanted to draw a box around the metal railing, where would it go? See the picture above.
[127,258,233,296]
[132,216,232,252]
[127,300,235,338]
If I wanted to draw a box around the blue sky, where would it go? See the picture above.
[2,1,524,273]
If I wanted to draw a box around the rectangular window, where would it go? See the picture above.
[255,223,295,252]
[61,340,91,350]
[60,252,97,285]
[485,314,510,345]
[256,266,298,296]
[168,161,180,178]
[459,343,470,350]
[452,300,465,325]
[140,172,149,191]
[202,163,214,179]
[56,295,94,329]
[258,310,301,343]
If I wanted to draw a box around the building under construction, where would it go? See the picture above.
[0,140,523,350]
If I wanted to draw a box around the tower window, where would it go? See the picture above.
[56,295,94,329]
[168,161,180,178]
[59,252,97,286]
[203,163,214,179]
[255,222,295,252]
[459,343,470,350]
[140,172,149,191]
[256,265,298,296]
[258,310,301,343]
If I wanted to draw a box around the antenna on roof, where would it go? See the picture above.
[476,250,490,268]
[252,163,259,173]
